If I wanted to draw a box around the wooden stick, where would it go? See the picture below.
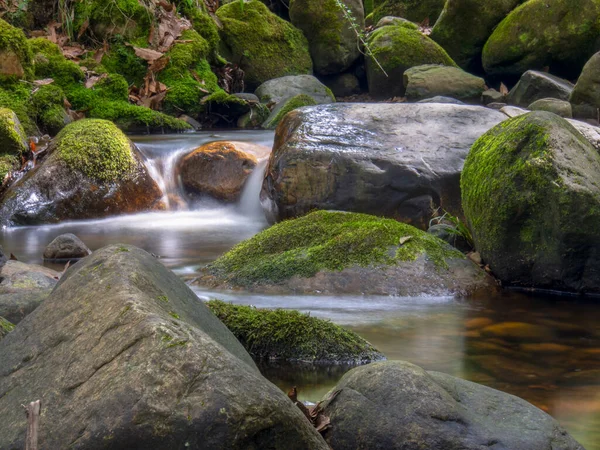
[23,400,41,450]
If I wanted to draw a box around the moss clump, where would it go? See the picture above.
[55,119,135,182]
[101,42,148,86]
[206,299,383,363]
[203,90,250,119]
[0,107,28,156]
[0,18,34,80]
[31,85,68,135]
[73,0,152,41]
[30,38,84,89]
[369,0,445,25]
[263,94,317,129]
[482,0,600,80]
[209,210,463,286]
[94,73,130,102]
[0,316,15,340]
[216,0,313,88]
[183,5,221,57]
[0,82,36,135]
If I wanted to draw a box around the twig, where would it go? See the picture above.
[22,400,41,450]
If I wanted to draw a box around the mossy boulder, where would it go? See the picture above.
[203,90,252,124]
[570,52,600,120]
[73,0,152,41]
[289,0,364,75]
[0,107,27,162]
[0,119,164,226]
[262,94,317,129]
[461,111,600,293]
[203,210,495,296]
[366,25,457,99]
[217,1,313,89]
[528,98,572,118]
[206,300,384,363]
[430,0,524,73]
[30,38,84,88]
[507,70,574,107]
[31,85,71,135]
[0,82,36,135]
[368,0,446,25]
[482,0,600,80]
[0,316,14,341]
[0,18,33,79]
[403,64,486,103]
[255,74,335,105]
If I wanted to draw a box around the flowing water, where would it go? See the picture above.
[1,132,599,449]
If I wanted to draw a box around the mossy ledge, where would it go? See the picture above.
[206,299,384,364]
[0,316,15,340]
[207,210,463,286]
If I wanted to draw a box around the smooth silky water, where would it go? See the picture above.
[1,132,598,449]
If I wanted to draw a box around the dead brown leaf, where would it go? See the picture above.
[133,47,164,63]
[399,236,412,245]
[499,82,509,96]
[149,55,170,73]
[33,78,54,86]
[77,17,89,39]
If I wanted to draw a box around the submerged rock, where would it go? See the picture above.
[319,361,583,449]
[203,211,496,296]
[0,119,164,226]
[462,112,600,293]
[0,245,328,449]
[43,233,92,261]
[261,103,505,228]
[206,300,384,364]
[507,70,574,107]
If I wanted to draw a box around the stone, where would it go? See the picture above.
[216,1,313,89]
[261,103,506,228]
[0,19,33,79]
[368,0,446,25]
[0,108,28,180]
[289,0,364,75]
[487,102,507,110]
[461,112,600,293]
[178,141,265,202]
[178,114,201,131]
[0,245,328,449]
[482,0,600,80]
[507,70,574,107]
[375,16,418,29]
[320,361,583,449]
[430,0,523,72]
[0,119,164,226]
[203,210,496,296]
[233,92,260,103]
[570,52,600,119]
[0,316,13,341]
[0,289,51,324]
[366,25,457,99]
[482,88,504,105]
[323,73,362,98]
[499,105,528,118]
[237,103,270,129]
[528,98,572,118]
[567,120,600,151]
[0,245,6,271]
[403,64,486,103]
[262,94,317,129]
[43,233,92,261]
[254,75,336,105]
[417,96,465,104]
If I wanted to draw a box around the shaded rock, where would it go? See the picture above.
[206,299,385,363]
[262,94,317,129]
[368,0,445,25]
[0,316,13,341]
[375,16,418,29]
[320,361,583,449]
[0,108,28,180]
[570,51,600,120]
[499,105,528,118]
[178,114,202,131]
[255,75,336,105]
[482,0,600,80]
[567,120,600,150]
[289,0,364,75]
[0,260,58,291]
[427,223,472,253]
[43,233,92,261]
[482,88,504,105]
[261,103,505,228]
[217,1,313,89]
[0,246,6,271]
[233,93,260,103]
[430,0,524,72]
[203,91,251,123]
[0,245,328,449]
[528,98,572,118]
[461,112,600,293]
[403,64,486,103]
[178,141,263,202]
[323,73,362,98]
[507,70,574,107]
[366,25,457,99]
[0,289,51,324]
[417,96,465,104]
[0,119,164,226]
[0,19,33,79]
[203,211,496,296]
[237,103,270,129]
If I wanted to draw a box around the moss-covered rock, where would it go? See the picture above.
[403,64,486,103]
[0,82,36,135]
[206,300,384,364]
[368,0,445,25]
[203,210,495,296]
[0,107,27,156]
[461,111,600,293]
[100,42,148,86]
[0,18,33,79]
[289,0,364,75]
[430,0,524,73]
[202,90,251,123]
[366,25,457,99]
[31,85,70,135]
[0,316,14,340]
[528,98,572,118]
[262,94,317,129]
[30,38,84,90]
[217,1,313,89]
[482,0,600,80]
[73,0,152,41]
[570,51,600,119]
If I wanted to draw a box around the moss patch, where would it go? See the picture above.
[0,316,15,340]
[263,94,317,129]
[55,119,135,182]
[0,82,36,135]
[369,0,445,25]
[101,42,148,86]
[206,299,383,363]
[73,0,152,41]
[208,210,463,286]
[0,18,34,80]
[31,84,68,135]
[0,107,27,156]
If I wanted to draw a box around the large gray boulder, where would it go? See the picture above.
[570,51,600,120]
[0,245,328,449]
[507,70,574,107]
[260,103,506,229]
[321,361,583,449]
[254,75,335,105]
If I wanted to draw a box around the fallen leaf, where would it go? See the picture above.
[499,82,509,96]
[399,236,412,245]
[33,78,54,86]
[149,55,170,73]
[133,47,164,62]
[9,253,18,261]
[77,17,89,39]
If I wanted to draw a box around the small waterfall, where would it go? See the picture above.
[238,158,268,220]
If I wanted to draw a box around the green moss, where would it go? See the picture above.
[0,18,34,80]
[73,0,153,41]
[289,0,344,55]
[0,154,19,180]
[0,83,35,134]
[186,6,221,57]
[203,90,250,120]
[0,316,15,340]
[0,107,27,156]
[369,0,445,25]
[101,42,148,86]
[30,38,85,89]
[216,0,312,88]
[364,0,374,15]
[55,119,135,182]
[263,94,317,129]
[95,73,129,102]
[206,299,383,363]
[208,210,463,286]
[31,85,68,135]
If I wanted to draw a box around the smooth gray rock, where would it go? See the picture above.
[255,75,335,105]
[260,103,506,228]
[500,105,528,118]
[0,289,51,324]
[528,98,572,118]
[321,361,583,450]
[507,71,574,107]
[43,233,92,261]
[417,96,465,104]
[404,65,486,103]
[570,51,600,120]
[482,88,504,105]
[0,245,328,449]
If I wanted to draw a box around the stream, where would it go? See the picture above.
[1,131,598,449]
